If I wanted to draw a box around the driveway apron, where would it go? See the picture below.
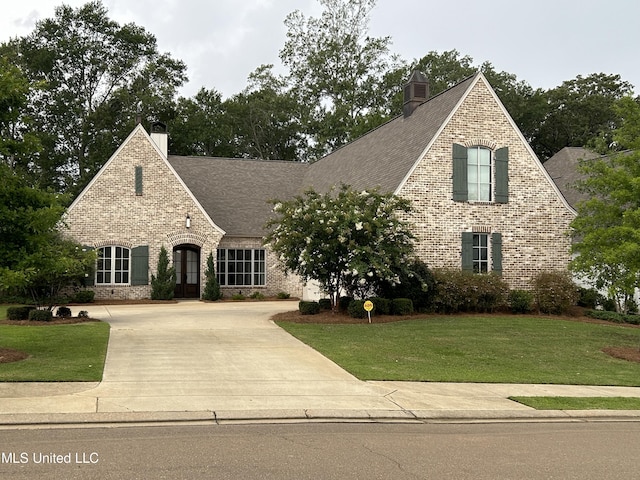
[81,301,393,413]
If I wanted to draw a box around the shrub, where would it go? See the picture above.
[531,271,578,315]
[231,293,246,301]
[7,306,35,321]
[56,306,72,317]
[299,301,320,315]
[72,289,95,303]
[431,270,508,314]
[28,309,53,322]
[276,292,291,299]
[151,246,176,300]
[202,252,222,301]
[369,297,391,315]
[391,298,414,315]
[377,259,436,312]
[78,310,89,318]
[509,289,534,314]
[250,292,265,300]
[585,309,640,325]
[577,287,604,309]
[339,296,353,312]
[318,298,332,310]
[347,300,367,318]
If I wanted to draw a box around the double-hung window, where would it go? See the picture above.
[97,246,130,284]
[217,249,266,286]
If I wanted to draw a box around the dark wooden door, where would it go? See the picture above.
[173,246,200,298]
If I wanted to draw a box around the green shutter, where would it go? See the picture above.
[131,246,149,285]
[494,147,508,203]
[452,144,468,202]
[82,245,95,287]
[492,233,503,275]
[135,166,143,195]
[461,232,474,271]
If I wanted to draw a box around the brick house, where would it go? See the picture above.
[64,71,575,300]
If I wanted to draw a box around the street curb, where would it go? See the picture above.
[1,409,639,427]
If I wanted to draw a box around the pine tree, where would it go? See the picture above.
[151,246,176,300]
[202,251,222,301]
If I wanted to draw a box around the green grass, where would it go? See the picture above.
[277,316,640,386]
[510,396,640,410]
[0,305,110,381]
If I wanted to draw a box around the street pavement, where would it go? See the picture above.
[0,301,639,426]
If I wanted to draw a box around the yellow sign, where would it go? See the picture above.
[363,300,374,312]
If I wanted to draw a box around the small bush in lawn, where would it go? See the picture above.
[369,297,391,315]
[7,306,35,320]
[28,309,53,322]
[78,310,89,318]
[318,298,332,310]
[72,289,95,303]
[347,300,367,318]
[56,306,72,317]
[391,298,414,315]
[531,271,578,315]
[276,292,290,299]
[299,301,320,315]
[509,289,534,314]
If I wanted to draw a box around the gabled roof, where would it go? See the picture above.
[168,156,307,237]
[302,75,477,193]
[543,147,599,209]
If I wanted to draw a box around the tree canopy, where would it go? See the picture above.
[264,185,416,307]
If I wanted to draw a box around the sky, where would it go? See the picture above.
[2,0,639,99]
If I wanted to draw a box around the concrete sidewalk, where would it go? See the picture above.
[1,301,639,426]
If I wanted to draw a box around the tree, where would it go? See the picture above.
[0,163,95,307]
[151,246,176,300]
[9,0,187,193]
[280,0,403,159]
[264,184,415,308]
[532,73,633,161]
[202,252,222,301]
[570,97,640,312]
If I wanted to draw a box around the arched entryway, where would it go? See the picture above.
[173,244,200,298]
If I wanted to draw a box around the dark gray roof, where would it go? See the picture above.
[302,75,476,193]
[168,74,478,236]
[168,156,308,237]
[543,147,599,209]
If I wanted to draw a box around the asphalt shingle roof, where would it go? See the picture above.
[168,74,478,236]
[543,147,599,209]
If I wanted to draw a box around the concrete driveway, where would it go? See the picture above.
[79,301,395,414]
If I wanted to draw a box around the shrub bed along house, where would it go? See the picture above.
[531,270,578,315]
[431,269,508,313]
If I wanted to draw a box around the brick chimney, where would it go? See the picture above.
[403,70,429,118]
[150,121,168,157]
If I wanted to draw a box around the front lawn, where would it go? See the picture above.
[0,305,110,381]
[276,315,640,386]
[510,397,640,410]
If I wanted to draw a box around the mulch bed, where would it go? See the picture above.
[0,348,29,363]
[602,347,640,363]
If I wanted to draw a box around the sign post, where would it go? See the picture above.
[363,300,374,324]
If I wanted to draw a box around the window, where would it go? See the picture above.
[217,249,266,286]
[452,144,509,203]
[97,246,130,284]
[135,166,143,195]
[461,232,503,275]
[467,147,492,201]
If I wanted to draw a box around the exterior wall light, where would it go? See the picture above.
[186,214,191,229]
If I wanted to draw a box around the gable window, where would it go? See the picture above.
[217,248,265,286]
[97,246,130,284]
[453,144,509,203]
[461,232,503,275]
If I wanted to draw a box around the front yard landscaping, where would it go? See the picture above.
[275,312,640,386]
[0,305,110,382]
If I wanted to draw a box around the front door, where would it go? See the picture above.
[173,245,200,298]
